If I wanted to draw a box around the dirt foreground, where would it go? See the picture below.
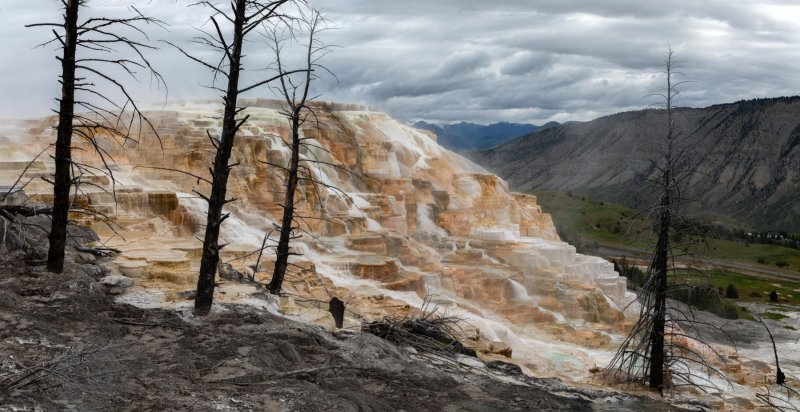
[0,219,701,411]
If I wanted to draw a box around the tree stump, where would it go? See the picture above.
[329,297,345,329]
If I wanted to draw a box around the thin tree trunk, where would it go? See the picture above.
[266,12,322,295]
[649,56,675,391]
[47,0,80,274]
[194,0,246,316]
[269,115,301,294]
[649,185,670,390]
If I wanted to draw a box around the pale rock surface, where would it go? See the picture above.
[0,100,632,382]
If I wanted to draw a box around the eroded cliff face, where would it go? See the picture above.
[472,96,800,231]
[0,100,630,381]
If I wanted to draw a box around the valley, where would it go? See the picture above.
[533,190,800,326]
[3,1,800,410]
[534,191,800,280]
[1,102,797,410]
[412,121,561,151]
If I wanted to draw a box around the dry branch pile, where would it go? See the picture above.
[361,308,472,360]
[0,345,125,398]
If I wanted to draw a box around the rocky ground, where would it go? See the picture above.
[0,217,703,411]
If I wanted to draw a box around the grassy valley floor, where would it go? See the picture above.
[533,191,800,324]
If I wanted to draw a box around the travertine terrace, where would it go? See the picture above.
[0,100,631,381]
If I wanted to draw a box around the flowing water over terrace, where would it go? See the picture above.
[2,100,787,403]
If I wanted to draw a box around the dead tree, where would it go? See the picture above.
[169,0,298,316]
[756,314,785,385]
[757,385,800,412]
[264,11,354,295]
[266,11,321,295]
[753,318,799,412]
[608,48,729,393]
[27,1,165,273]
[646,49,677,388]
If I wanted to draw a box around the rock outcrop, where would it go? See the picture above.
[0,100,631,380]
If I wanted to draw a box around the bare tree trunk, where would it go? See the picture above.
[756,315,786,385]
[194,0,246,316]
[649,176,670,390]
[27,2,164,273]
[265,13,326,295]
[172,0,292,315]
[47,0,80,274]
[608,49,732,393]
[648,53,675,391]
[268,115,300,295]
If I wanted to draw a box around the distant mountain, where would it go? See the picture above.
[413,121,560,151]
[471,96,800,231]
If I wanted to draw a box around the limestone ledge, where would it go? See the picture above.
[0,103,632,381]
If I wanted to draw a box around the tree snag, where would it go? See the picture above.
[608,47,730,394]
[46,0,80,274]
[265,10,354,295]
[170,0,297,315]
[27,2,165,273]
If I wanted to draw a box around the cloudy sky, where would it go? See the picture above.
[1,0,799,125]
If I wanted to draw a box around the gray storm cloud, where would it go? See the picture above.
[0,0,799,124]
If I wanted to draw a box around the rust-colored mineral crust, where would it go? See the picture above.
[0,101,632,382]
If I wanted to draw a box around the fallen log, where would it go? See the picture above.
[76,246,121,257]
[0,205,53,217]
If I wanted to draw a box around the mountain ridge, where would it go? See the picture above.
[412,120,560,151]
[470,96,800,231]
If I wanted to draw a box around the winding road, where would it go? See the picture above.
[595,243,800,282]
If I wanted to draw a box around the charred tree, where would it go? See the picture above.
[47,0,80,274]
[265,11,352,295]
[756,315,785,385]
[28,1,165,273]
[646,51,677,390]
[608,48,729,393]
[170,0,296,315]
[266,12,320,295]
[753,315,800,410]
